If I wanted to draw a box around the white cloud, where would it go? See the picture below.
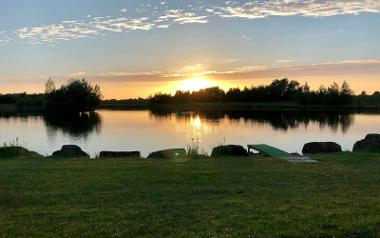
[16,16,155,44]
[17,23,98,44]
[158,9,209,24]
[275,59,295,64]
[217,0,380,19]
[68,71,87,78]
[157,24,169,29]
[92,17,155,32]
[14,7,209,45]
[8,1,380,45]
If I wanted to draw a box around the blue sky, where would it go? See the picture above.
[0,0,380,98]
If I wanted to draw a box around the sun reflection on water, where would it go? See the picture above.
[191,115,202,130]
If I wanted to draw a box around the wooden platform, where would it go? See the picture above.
[247,144,318,163]
[248,144,291,157]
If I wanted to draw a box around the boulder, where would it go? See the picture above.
[99,151,141,158]
[0,146,43,159]
[302,142,342,154]
[353,134,380,152]
[211,145,248,157]
[52,145,90,159]
[148,148,186,159]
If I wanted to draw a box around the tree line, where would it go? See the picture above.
[1,78,378,110]
[149,78,356,105]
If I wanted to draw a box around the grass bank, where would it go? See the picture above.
[1,152,380,237]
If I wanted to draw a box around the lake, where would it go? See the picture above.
[0,109,378,157]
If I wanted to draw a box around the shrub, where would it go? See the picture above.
[46,79,102,112]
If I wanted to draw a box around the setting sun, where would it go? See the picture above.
[178,77,214,92]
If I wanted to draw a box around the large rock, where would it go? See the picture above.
[0,146,43,159]
[99,151,141,158]
[148,148,186,159]
[52,145,90,159]
[353,134,380,152]
[211,145,248,157]
[302,142,342,154]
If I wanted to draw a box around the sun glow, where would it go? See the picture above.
[178,77,214,92]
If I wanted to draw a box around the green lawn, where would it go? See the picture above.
[1,153,380,237]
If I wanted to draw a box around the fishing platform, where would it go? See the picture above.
[247,144,318,163]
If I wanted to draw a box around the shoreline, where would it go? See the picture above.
[2,101,380,113]
[98,101,380,112]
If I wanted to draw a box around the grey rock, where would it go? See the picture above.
[0,146,43,159]
[353,134,380,152]
[99,151,141,158]
[52,145,90,159]
[148,148,186,159]
[211,145,248,157]
[302,142,342,154]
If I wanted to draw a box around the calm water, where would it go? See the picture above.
[0,109,379,157]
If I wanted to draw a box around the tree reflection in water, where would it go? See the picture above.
[44,112,102,139]
[150,109,354,133]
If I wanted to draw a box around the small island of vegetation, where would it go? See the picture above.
[0,78,101,113]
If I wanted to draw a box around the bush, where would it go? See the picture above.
[46,79,102,112]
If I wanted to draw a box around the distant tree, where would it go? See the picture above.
[328,82,340,95]
[360,91,367,96]
[302,82,310,93]
[268,78,289,100]
[148,78,355,106]
[286,80,301,100]
[46,78,102,112]
[45,78,56,94]
[149,93,172,104]
[339,81,354,104]
[341,81,354,96]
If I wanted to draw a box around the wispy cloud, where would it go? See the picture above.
[275,59,295,64]
[17,23,98,44]
[92,17,154,32]
[12,7,208,45]
[16,16,156,44]
[157,9,208,24]
[217,0,380,19]
[68,71,87,78]
[89,59,380,83]
[2,1,380,45]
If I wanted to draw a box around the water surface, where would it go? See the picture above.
[0,110,378,157]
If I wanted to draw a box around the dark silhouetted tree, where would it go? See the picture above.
[46,78,102,112]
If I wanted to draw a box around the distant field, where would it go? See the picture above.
[1,153,380,237]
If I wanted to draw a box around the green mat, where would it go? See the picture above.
[247,144,291,158]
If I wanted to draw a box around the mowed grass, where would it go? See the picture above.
[1,153,380,237]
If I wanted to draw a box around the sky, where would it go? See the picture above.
[0,0,379,99]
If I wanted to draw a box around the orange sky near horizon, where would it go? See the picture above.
[97,75,380,99]
[1,59,380,99]
[0,74,379,100]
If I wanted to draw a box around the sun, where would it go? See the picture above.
[178,77,214,92]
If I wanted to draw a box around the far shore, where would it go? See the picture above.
[1,97,380,113]
[98,101,380,111]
